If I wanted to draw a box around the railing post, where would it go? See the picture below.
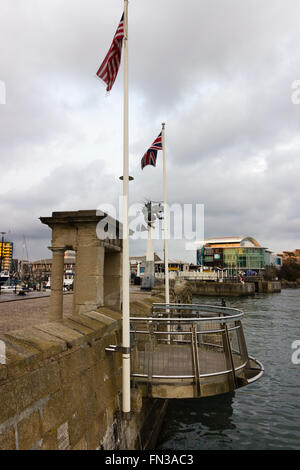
[147,323,155,397]
[235,320,250,367]
[221,321,237,389]
[131,323,138,387]
[191,323,201,397]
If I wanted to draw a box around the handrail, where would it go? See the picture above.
[130,325,241,335]
[150,303,244,321]
[130,303,263,396]
[247,356,264,383]
[131,361,249,380]
[153,302,243,313]
[130,314,243,323]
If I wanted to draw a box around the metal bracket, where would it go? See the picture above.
[105,345,131,354]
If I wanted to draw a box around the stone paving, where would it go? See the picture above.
[0,294,73,334]
[0,289,155,334]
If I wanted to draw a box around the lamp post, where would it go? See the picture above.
[0,232,6,295]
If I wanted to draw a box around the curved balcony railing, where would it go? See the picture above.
[130,303,263,399]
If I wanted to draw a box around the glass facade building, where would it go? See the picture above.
[196,237,269,273]
[223,247,266,270]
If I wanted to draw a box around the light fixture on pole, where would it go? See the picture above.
[119,176,134,181]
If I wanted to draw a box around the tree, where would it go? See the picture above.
[263,266,278,281]
[278,263,300,282]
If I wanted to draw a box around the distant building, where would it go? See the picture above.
[18,259,32,280]
[196,236,269,274]
[130,254,196,276]
[31,250,75,285]
[269,253,283,268]
[11,259,19,275]
[0,241,13,272]
[278,249,300,265]
[130,253,161,275]
[155,259,191,273]
[31,258,52,280]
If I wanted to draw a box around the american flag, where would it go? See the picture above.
[141,133,162,170]
[96,14,124,92]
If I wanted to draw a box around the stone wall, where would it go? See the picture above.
[190,281,256,297]
[281,279,300,289]
[0,298,166,450]
[261,281,281,293]
[172,281,193,304]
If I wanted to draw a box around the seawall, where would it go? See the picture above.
[0,294,166,450]
[189,281,255,297]
[181,280,281,297]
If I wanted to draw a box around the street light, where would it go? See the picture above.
[119,175,134,181]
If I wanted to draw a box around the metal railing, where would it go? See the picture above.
[129,303,263,397]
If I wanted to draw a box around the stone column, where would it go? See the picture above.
[73,243,105,315]
[49,246,65,322]
[104,251,122,311]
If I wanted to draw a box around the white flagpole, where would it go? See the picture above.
[122,0,130,417]
[162,123,170,306]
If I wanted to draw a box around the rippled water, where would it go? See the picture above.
[156,289,300,450]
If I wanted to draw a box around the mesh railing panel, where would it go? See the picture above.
[131,303,246,380]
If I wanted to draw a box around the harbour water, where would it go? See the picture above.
[157,289,300,450]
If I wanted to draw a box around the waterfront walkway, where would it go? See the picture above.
[0,293,73,333]
[0,289,153,334]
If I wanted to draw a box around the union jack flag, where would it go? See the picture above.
[141,133,162,170]
[96,14,124,92]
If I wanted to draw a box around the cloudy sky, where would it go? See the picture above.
[1,0,300,263]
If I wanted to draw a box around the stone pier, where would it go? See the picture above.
[0,209,167,450]
[40,210,123,319]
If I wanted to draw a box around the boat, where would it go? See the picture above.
[0,271,10,283]
[0,284,23,294]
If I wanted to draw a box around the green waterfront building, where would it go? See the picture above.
[196,236,269,274]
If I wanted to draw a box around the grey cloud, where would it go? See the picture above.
[0,0,300,262]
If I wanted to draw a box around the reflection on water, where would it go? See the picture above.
[158,393,236,450]
[157,289,300,450]
[157,394,236,451]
